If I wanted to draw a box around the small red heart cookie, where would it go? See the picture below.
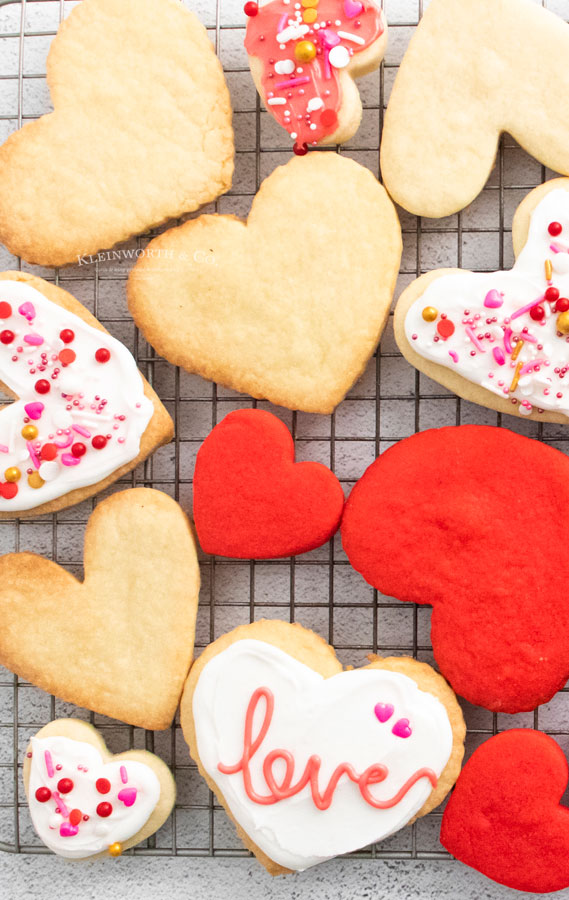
[341,425,569,713]
[441,729,569,894]
[193,409,344,559]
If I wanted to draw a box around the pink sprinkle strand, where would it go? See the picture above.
[465,326,486,352]
[493,347,506,366]
[54,432,73,449]
[120,765,128,785]
[0,445,8,454]
[448,351,459,363]
[511,296,545,320]
[61,453,80,467]
[23,334,44,346]
[503,328,513,354]
[520,359,547,376]
[27,442,40,469]
[72,425,91,438]
[550,242,569,254]
[274,76,311,90]
[44,750,54,778]
[52,791,69,818]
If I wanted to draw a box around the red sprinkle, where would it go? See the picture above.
[57,778,74,794]
[320,109,338,129]
[96,802,113,818]
[0,482,18,500]
[41,443,58,461]
[530,305,545,321]
[0,302,12,319]
[0,330,14,345]
[35,380,50,395]
[59,349,76,367]
[293,142,309,156]
[35,787,51,803]
[545,287,560,303]
[96,778,111,794]
[69,809,82,827]
[556,297,569,313]
[243,1,258,13]
[71,443,87,458]
[437,319,456,339]
[95,348,111,363]
[92,435,108,450]
[59,329,75,344]
[549,221,563,237]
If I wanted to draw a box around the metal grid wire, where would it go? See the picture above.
[1,0,569,862]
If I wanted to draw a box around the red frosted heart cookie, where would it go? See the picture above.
[341,425,569,713]
[193,409,344,558]
[441,729,569,893]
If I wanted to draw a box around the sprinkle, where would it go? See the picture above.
[61,453,81,467]
[448,351,459,363]
[54,432,73,449]
[336,30,365,44]
[550,242,569,254]
[511,339,524,361]
[72,425,91,438]
[520,359,547,376]
[504,327,513,354]
[120,765,128,785]
[44,750,54,778]
[274,76,311,89]
[23,334,44,346]
[493,347,506,366]
[52,791,69,819]
[26,442,40,469]
[465,325,486,352]
[484,289,503,309]
[0,445,8,454]
[545,259,553,281]
[509,360,524,393]
[510,296,545,320]
[268,97,287,105]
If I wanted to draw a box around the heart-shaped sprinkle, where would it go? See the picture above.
[24,402,44,421]
[392,718,413,739]
[374,702,394,723]
[343,0,363,18]
[483,289,503,309]
[18,301,36,321]
[117,788,137,808]
[59,822,79,837]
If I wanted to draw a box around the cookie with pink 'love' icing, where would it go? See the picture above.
[180,619,465,874]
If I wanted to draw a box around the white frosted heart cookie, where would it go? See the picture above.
[381,0,569,217]
[24,719,175,859]
[0,272,172,516]
[128,154,402,414]
[395,181,569,423]
[244,0,387,152]
[0,0,234,267]
[180,620,465,874]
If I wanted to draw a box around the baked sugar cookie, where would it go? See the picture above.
[181,620,465,874]
[381,0,569,217]
[24,719,175,859]
[128,153,402,414]
[342,425,569,714]
[244,0,387,153]
[394,181,569,423]
[441,730,569,894]
[0,0,233,268]
[0,489,200,730]
[0,272,172,516]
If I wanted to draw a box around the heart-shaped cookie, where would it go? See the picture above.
[128,153,402,414]
[0,488,200,730]
[193,409,344,558]
[181,620,465,874]
[381,0,569,218]
[441,730,569,894]
[24,719,175,859]
[394,181,569,424]
[0,272,173,517]
[341,425,569,714]
[0,0,233,267]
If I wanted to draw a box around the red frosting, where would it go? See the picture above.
[441,730,569,894]
[341,425,569,713]
[244,0,384,150]
[193,409,344,558]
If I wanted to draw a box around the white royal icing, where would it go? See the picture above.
[0,281,153,510]
[404,189,569,418]
[28,735,161,859]
[192,639,453,871]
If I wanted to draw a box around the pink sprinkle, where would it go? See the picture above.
[23,334,44,346]
[72,425,91,438]
[120,765,128,784]
[448,350,459,363]
[520,359,547,376]
[511,296,544,320]
[277,11,288,31]
[18,302,35,320]
[465,326,486,352]
[504,327,513,354]
[53,793,70,819]
[27,442,40,469]
[275,76,311,90]
[0,445,8,454]
[54,432,73,449]
[493,347,506,366]
[44,750,54,778]
[484,289,503,309]
[59,823,78,838]
[518,331,537,344]
[550,242,569,254]
[61,453,80,467]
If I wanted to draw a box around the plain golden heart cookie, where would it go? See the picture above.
[381,0,569,218]
[0,0,234,268]
[0,488,200,730]
[127,154,402,414]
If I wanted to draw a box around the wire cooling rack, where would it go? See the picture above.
[1,0,569,863]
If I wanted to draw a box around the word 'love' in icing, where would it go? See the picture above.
[244,0,384,153]
[27,736,161,859]
[404,189,569,419]
[218,687,435,809]
[0,281,153,510]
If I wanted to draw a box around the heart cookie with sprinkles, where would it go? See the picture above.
[0,489,200,730]
[24,719,176,859]
[394,180,569,423]
[181,620,465,874]
[128,153,402,414]
[244,0,387,152]
[342,425,569,714]
[0,272,172,517]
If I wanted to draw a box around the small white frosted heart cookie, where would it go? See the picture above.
[244,0,387,152]
[395,181,569,423]
[128,154,402,414]
[381,0,569,217]
[0,0,234,267]
[180,620,465,874]
[24,719,175,859]
[0,272,172,516]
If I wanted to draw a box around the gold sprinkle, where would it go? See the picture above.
[545,259,553,281]
[511,339,524,361]
[509,360,523,394]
